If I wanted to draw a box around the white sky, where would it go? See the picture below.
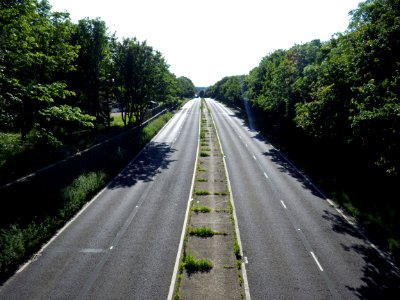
[49,0,362,87]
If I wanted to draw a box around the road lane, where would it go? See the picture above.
[206,98,400,299]
[0,99,200,300]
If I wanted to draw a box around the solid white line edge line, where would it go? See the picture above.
[167,99,200,300]
[16,105,183,275]
[208,99,251,300]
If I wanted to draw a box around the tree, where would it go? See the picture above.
[70,17,111,125]
[177,76,196,99]
[115,38,176,126]
[0,0,93,142]
[206,75,246,107]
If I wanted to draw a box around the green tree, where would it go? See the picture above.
[115,38,175,126]
[177,76,196,99]
[207,75,246,107]
[0,0,93,142]
[70,17,111,125]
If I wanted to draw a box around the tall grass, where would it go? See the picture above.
[0,171,106,282]
[0,111,173,283]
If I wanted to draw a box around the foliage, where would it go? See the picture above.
[0,0,83,140]
[0,110,172,282]
[115,38,177,126]
[206,75,246,107]
[177,76,196,99]
[210,0,400,258]
[192,205,211,213]
[69,17,111,125]
[0,0,192,141]
[182,253,213,273]
[61,171,106,218]
[189,226,216,238]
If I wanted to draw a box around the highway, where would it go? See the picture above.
[206,98,400,299]
[2,97,399,299]
[0,99,200,299]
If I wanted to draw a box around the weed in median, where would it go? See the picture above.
[234,242,241,259]
[214,191,228,196]
[223,265,235,269]
[200,152,210,157]
[196,178,208,182]
[215,208,230,213]
[195,189,210,195]
[189,226,216,238]
[192,205,211,213]
[183,253,213,273]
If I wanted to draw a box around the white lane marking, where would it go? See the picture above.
[326,199,335,207]
[208,99,251,300]
[244,256,248,264]
[310,251,324,272]
[167,99,200,300]
[263,172,269,179]
[109,246,113,250]
[245,143,248,148]
[280,200,287,209]
[252,155,257,160]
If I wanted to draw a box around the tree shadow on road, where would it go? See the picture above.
[107,142,176,189]
[322,209,400,298]
[261,147,325,200]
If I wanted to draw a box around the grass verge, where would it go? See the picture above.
[0,111,174,283]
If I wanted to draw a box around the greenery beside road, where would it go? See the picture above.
[0,0,196,283]
[206,0,400,261]
[0,111,173,283]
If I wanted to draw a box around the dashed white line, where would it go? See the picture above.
[310,251,324,272]
[280,200,287,209]
[263,172,269,179]
[252,155,257,160]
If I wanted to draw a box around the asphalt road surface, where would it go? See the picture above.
[0,99,200,299]
[206,98,400,299]
[2,97,399,299]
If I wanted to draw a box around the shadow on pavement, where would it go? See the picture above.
[214,100,400,297]
[107,142,176,189]
[322,209,400,298]
[261,147,325,199]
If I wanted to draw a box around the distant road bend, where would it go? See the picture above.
[0,99,200,299]
[206,98,400,299]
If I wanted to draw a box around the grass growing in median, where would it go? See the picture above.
[200,152,210,157]
[182,253,213,273]
[195,189,210,195]
[192,205,211,213]
[197,178,208,182]
[189,226,216,238]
